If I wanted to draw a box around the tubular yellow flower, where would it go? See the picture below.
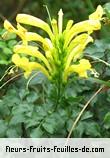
[89,5,104,20]
[67,33,93,54]
[13,45,52,73]
[4,20,27,45]
[63,59,92,82]
[16,14,54,41]
[64,20,101,48]
[4,5,103,83]
[58,9,63,34]
[51,19,58,35]
[17,23,27,34]
[4,20,16,32]
[25,32,51,50]
[12,54,50,78]
[64,35,93,70]
[64,5,104,48]
[63,20,74,37]
[64,20,74,31]
[43,38,53,50]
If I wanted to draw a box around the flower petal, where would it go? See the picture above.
[58,9,63,34]
[51,19,58,35]
[64,35,93,70]
[63,59,92,82]
[13,45,52,73]
[89,5,104,20]
[25,32,51,50]
[4,20,16,32]
[12,54,50,78]
[67,33,93,54]
[16,14,54,40]
[4,20,27,45]
[64,20,101,48]
[63,20,74,36]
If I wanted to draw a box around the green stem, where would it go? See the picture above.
[54,80,61,110]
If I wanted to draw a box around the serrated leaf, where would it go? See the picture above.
[8,40,17,49]
[42,112,65,134]
[3,47,12,55]
[0,41,6,48]
[28,73,47,86]
[85,122,101,137]
[19,89,29,100]
[0,120,7,137]
[81,111,93,121]
[104,112,110,129]
[30,127,43,138]
[74,122,86,137]
[6,127,22,138]
[26,91,39,103]
[10,114,25,125]
[25,118,40,129]
[104,3,110,19]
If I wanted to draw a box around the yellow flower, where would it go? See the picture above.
[70,59,92,77]
[13,45,52,73]
[58,9,63,34]
[4,5,103,83]
[16,14,54,41]
[63,59,92,82]
[12,54,50,79]
[64,34,93,70]
[64,20,101,48]
[4,20,27,45]
[89,5,104,20]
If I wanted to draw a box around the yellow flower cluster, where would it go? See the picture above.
[4,5,103,83]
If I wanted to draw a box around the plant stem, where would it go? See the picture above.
[0,72,23,90]
[54,80,61,110]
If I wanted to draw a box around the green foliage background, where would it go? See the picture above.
[0,0,110,138]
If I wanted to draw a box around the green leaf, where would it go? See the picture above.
[2,89,20,107]
[81,111,93,121]
[25,118,40,129]
[85,122,101,137]
[0,100,10,116]
[19,89,29,100]
[104,112,110,129]
[85,40,105,58]
[3,47,12,55]
[6,126,22,138]
[28,73,47,86]
[0,41,6,48]
[66,119,73,132]
[30,127,43,138]
[65,85,77,98]
[26,91,39,103]
[74,122,86,137]
[0,120,7,137]
[42,117,56,134]
[42,112,65,134]
[104,3,110,19]
[8,40,17,49]
[12,103,33,116]
[10,114,25,125]
[3,32,16,40]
